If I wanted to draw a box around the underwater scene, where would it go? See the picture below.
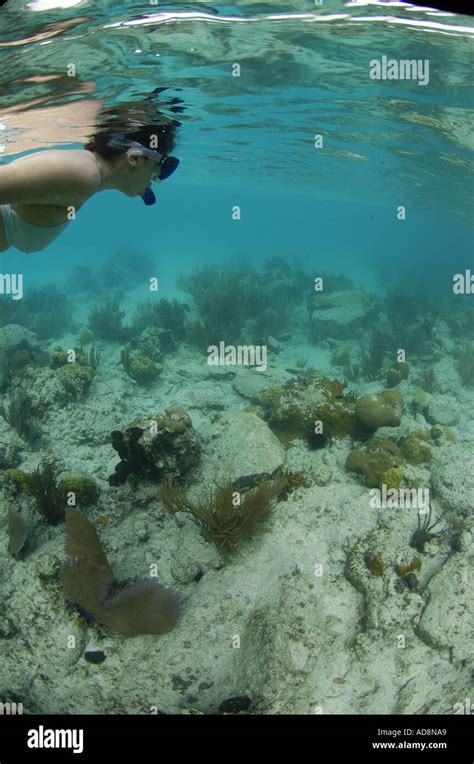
[0,0,473,723]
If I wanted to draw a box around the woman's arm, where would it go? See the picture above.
[0,152,100,207]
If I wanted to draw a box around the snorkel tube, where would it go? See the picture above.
[141,185,156,205]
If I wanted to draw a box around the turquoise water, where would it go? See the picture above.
[0,1,472,290]
[0,0,473,718]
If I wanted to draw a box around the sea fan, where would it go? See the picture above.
[61,508,179,636]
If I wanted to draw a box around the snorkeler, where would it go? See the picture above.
[0,123,179,254]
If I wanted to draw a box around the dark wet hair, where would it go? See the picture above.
[84,122,178,160]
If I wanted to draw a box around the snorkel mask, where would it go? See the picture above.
[105,133,180,206]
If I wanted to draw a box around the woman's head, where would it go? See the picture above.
[84,90,183,197]
[84,121,179,197]
[84,122,177,159]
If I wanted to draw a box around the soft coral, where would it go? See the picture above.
[61,508,179,636]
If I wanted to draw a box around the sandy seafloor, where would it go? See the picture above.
[0,278,473,716]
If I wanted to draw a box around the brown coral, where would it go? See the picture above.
[109,407,200,486]
[355,390,404,429]
[346,437,403,487]
[259,373,360,443]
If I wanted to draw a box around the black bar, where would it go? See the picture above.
[0,713,473,759]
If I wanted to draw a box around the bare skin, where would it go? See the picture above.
[0,148,160,252]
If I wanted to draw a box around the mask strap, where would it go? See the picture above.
[106,135,164,161]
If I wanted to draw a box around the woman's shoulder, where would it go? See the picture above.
[14,149,100,183]
[0,149,101,207]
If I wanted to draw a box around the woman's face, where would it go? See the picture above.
[124,153,160,196]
